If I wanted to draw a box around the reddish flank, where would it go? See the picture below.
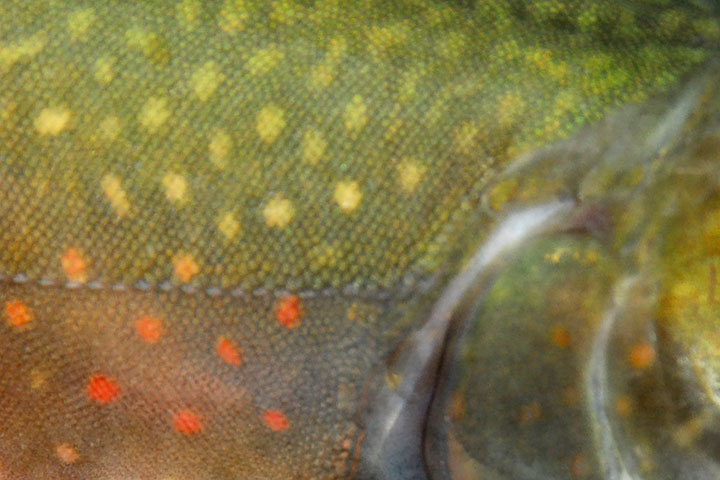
[173,410,203,434]
[87,375,120,403]
[263,409,289,431]
[275,295,303,328]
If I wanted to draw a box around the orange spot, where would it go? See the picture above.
[551,326,571,348]
[173,410,203,434]
[5,301,32,327]
[518,402,542,425]
[217,336,243,366]
[571,453,591,477]
[135,315,163,344]
[174,254,199,283]
[55,443,79,464]
[275,295,303,328]
[61,248,87,282]
[263,409,289,431]
[87,374,119,403]
[615,395,632,418]
[628,342,655,370]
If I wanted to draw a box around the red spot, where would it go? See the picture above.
[173,410,203,434]
[61,248,87,282]
[275,295,302,329]
[263,409,289,431]
[5,300,32,327]
[87,374,119,403]
[217,336,243,366]
[135,315,163,344]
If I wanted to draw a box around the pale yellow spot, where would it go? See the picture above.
[101,174,131,218]
[246,45,285,76]
[397,160,426,193]
[174,254,200,283]
[263,196,295,228]
[93,56,115,84]
[301,129,327,164]
[56,443,80,464]
[139,97,170,132]
[333,181,362,212]
[30,368,50,390]
[497,93,527,129]
[34,107,71,136]
[0,32,46,70]
[218,0,250,34]
[176,0,202,30]
[256,104,286,144]
[98,116,122,141]
[217,212,240,239]
[208,129,232,169]
[191,61,225,102]
[162,173,188,205]
[343,95,367,132]
[67,8,96,40]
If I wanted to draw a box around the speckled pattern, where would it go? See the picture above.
[0,1,719,479]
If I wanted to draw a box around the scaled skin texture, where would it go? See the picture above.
[0,1,719,479]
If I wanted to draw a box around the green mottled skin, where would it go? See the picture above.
[0,1,719,479]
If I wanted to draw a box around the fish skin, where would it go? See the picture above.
[0,1,718,479]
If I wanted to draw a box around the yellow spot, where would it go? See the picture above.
[263,196,294,228]
[139,97,170,132]
[309,62,337,88]
[162,173,188,205]
[334,181,362,212]
[176,0,202,30]
[454,122,478,153]
[366,22,410,54]
[343,95,367,132]
[301,129,327,164]
[209,129,232,169]
[246,45,285,76]
[174,254,200,283]
[256,104,286,144]
[93,56,115,84]
[191,61,225,102]
[98,116,121,141]
[125,28,171,65]
[397,160,426,193]
[100,174,131,218]
[218,0,250,34]
[544,247,568,264]
[34,107,71,136]
[0,32,47,70]
[269,1,304,25]
[217,212,240,239]
[67,8,96,40]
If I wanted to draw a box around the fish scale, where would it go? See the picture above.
[0,1,719,479]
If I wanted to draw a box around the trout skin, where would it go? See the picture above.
[0,1,719,479]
